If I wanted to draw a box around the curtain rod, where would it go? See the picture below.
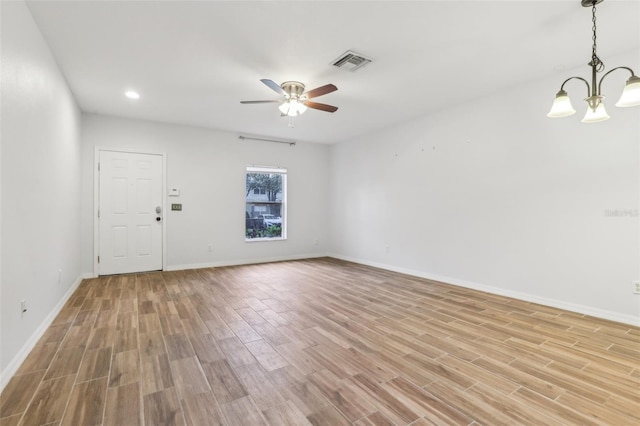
[238,135,296,146]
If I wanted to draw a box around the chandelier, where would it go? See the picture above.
[547,0,640,123]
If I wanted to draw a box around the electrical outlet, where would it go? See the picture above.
[633,281,640,295]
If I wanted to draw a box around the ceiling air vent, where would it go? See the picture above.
[331,50,372,72]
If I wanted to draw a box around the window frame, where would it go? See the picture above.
[245,165,287,242]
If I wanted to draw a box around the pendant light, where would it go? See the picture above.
[547,0,640,123]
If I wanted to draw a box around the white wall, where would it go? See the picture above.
[0,2,636,394]
[1,0,82,384]
[329,51,640,325]
[81,114,330,273]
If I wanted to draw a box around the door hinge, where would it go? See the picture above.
[97,255,100,264]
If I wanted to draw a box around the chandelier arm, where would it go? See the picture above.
[560,76,591,97]
[597,66,637,95]
[547,0,637,121]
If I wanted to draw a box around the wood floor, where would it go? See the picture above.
[1,258,639,426]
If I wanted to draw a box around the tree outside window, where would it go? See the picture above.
[245,167,286,240]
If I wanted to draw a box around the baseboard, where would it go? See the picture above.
[0,273,85,392]
[328,253,640,327]
[165,253,327,272]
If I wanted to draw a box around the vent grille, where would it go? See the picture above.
[331,50,372,72]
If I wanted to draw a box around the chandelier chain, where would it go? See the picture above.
[590,2,605,72]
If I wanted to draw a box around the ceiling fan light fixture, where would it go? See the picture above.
[125,90,140,100]
[295,101,308,116]
[279,99,307,117]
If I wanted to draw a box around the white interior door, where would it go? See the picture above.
[98,150,163,275]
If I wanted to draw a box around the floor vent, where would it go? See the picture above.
[331,50,372,72]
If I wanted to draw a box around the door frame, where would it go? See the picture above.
[93,147,167,277]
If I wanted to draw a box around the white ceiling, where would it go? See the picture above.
[25,0,640,144]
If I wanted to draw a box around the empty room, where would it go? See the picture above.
[1,0,639,425]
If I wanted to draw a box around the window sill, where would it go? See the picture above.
[245,237,287,243]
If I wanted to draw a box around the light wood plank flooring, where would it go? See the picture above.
[1,258,639,425]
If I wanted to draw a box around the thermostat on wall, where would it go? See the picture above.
[169,188,180,196]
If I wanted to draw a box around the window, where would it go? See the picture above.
[245,166,286,240]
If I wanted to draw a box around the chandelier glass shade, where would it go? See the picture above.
[547,0,640,123]
[581,100,610,123]
[615,76,640,107]
[547,90,576,118]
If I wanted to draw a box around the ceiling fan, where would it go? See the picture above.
[241,79,338,117]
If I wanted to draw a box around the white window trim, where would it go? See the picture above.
[245,166,287,242]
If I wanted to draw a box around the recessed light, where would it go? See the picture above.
[125,90,140,100]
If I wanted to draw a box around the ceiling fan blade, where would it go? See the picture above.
[304,101,338,113]
[260,79,285,95]
[303,84,337,99]
[240,100,280,104]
